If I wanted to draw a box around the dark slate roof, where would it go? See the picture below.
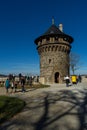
[35,24,73,44]
[43,24,64,35]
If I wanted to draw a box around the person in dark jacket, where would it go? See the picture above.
[21,77,26,92]
[78,75,82,83]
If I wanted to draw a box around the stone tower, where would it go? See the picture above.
[34,20,73,84]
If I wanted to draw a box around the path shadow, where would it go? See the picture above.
[1,88,87,130]
[34,94,49,130]
[33,89,87,130]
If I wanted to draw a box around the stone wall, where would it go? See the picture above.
[37,37,71,84]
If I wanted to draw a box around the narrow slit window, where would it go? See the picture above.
[49,59,51,64]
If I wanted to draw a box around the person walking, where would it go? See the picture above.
[10,80,17,93]
[64,75,70,87]
[11,80,14,93]
[78,75,82,83]
[5,78,10,93]
[21,77,26,92]
[14,81,17,92]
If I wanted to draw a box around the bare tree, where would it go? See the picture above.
[69,52,80,75]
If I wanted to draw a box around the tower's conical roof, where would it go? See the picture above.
[35,23,73,44]
[43,24,64,35]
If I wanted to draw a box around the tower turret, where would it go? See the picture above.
[34,21,73,84]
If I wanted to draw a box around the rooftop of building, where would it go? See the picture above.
[34,19,74,44]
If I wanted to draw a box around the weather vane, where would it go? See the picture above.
[52,16,55,25]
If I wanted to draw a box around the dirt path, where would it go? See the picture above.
[0,82,87,130]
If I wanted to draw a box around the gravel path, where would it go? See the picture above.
[0,82,87,130]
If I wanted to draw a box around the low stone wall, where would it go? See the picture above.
[0,77,19,82]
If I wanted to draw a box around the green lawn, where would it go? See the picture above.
[0,96,25,124]
[0,84,50,124]
[0,83,50,88]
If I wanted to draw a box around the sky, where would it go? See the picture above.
[0,0,87,75]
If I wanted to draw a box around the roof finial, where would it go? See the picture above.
[52,16,54,25]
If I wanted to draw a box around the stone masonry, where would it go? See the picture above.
[35,20,73,84]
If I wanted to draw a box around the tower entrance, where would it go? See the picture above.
[55,72,59,83]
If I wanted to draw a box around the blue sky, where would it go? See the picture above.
[0,0,87,75]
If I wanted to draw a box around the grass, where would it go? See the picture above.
[0,83,50,88]
[0,96,25,124]
[0,84,50,124]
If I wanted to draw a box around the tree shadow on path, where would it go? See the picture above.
[34,89,87,130]
[1,88,87,130]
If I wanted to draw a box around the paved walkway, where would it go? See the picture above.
[0,82,87,130]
